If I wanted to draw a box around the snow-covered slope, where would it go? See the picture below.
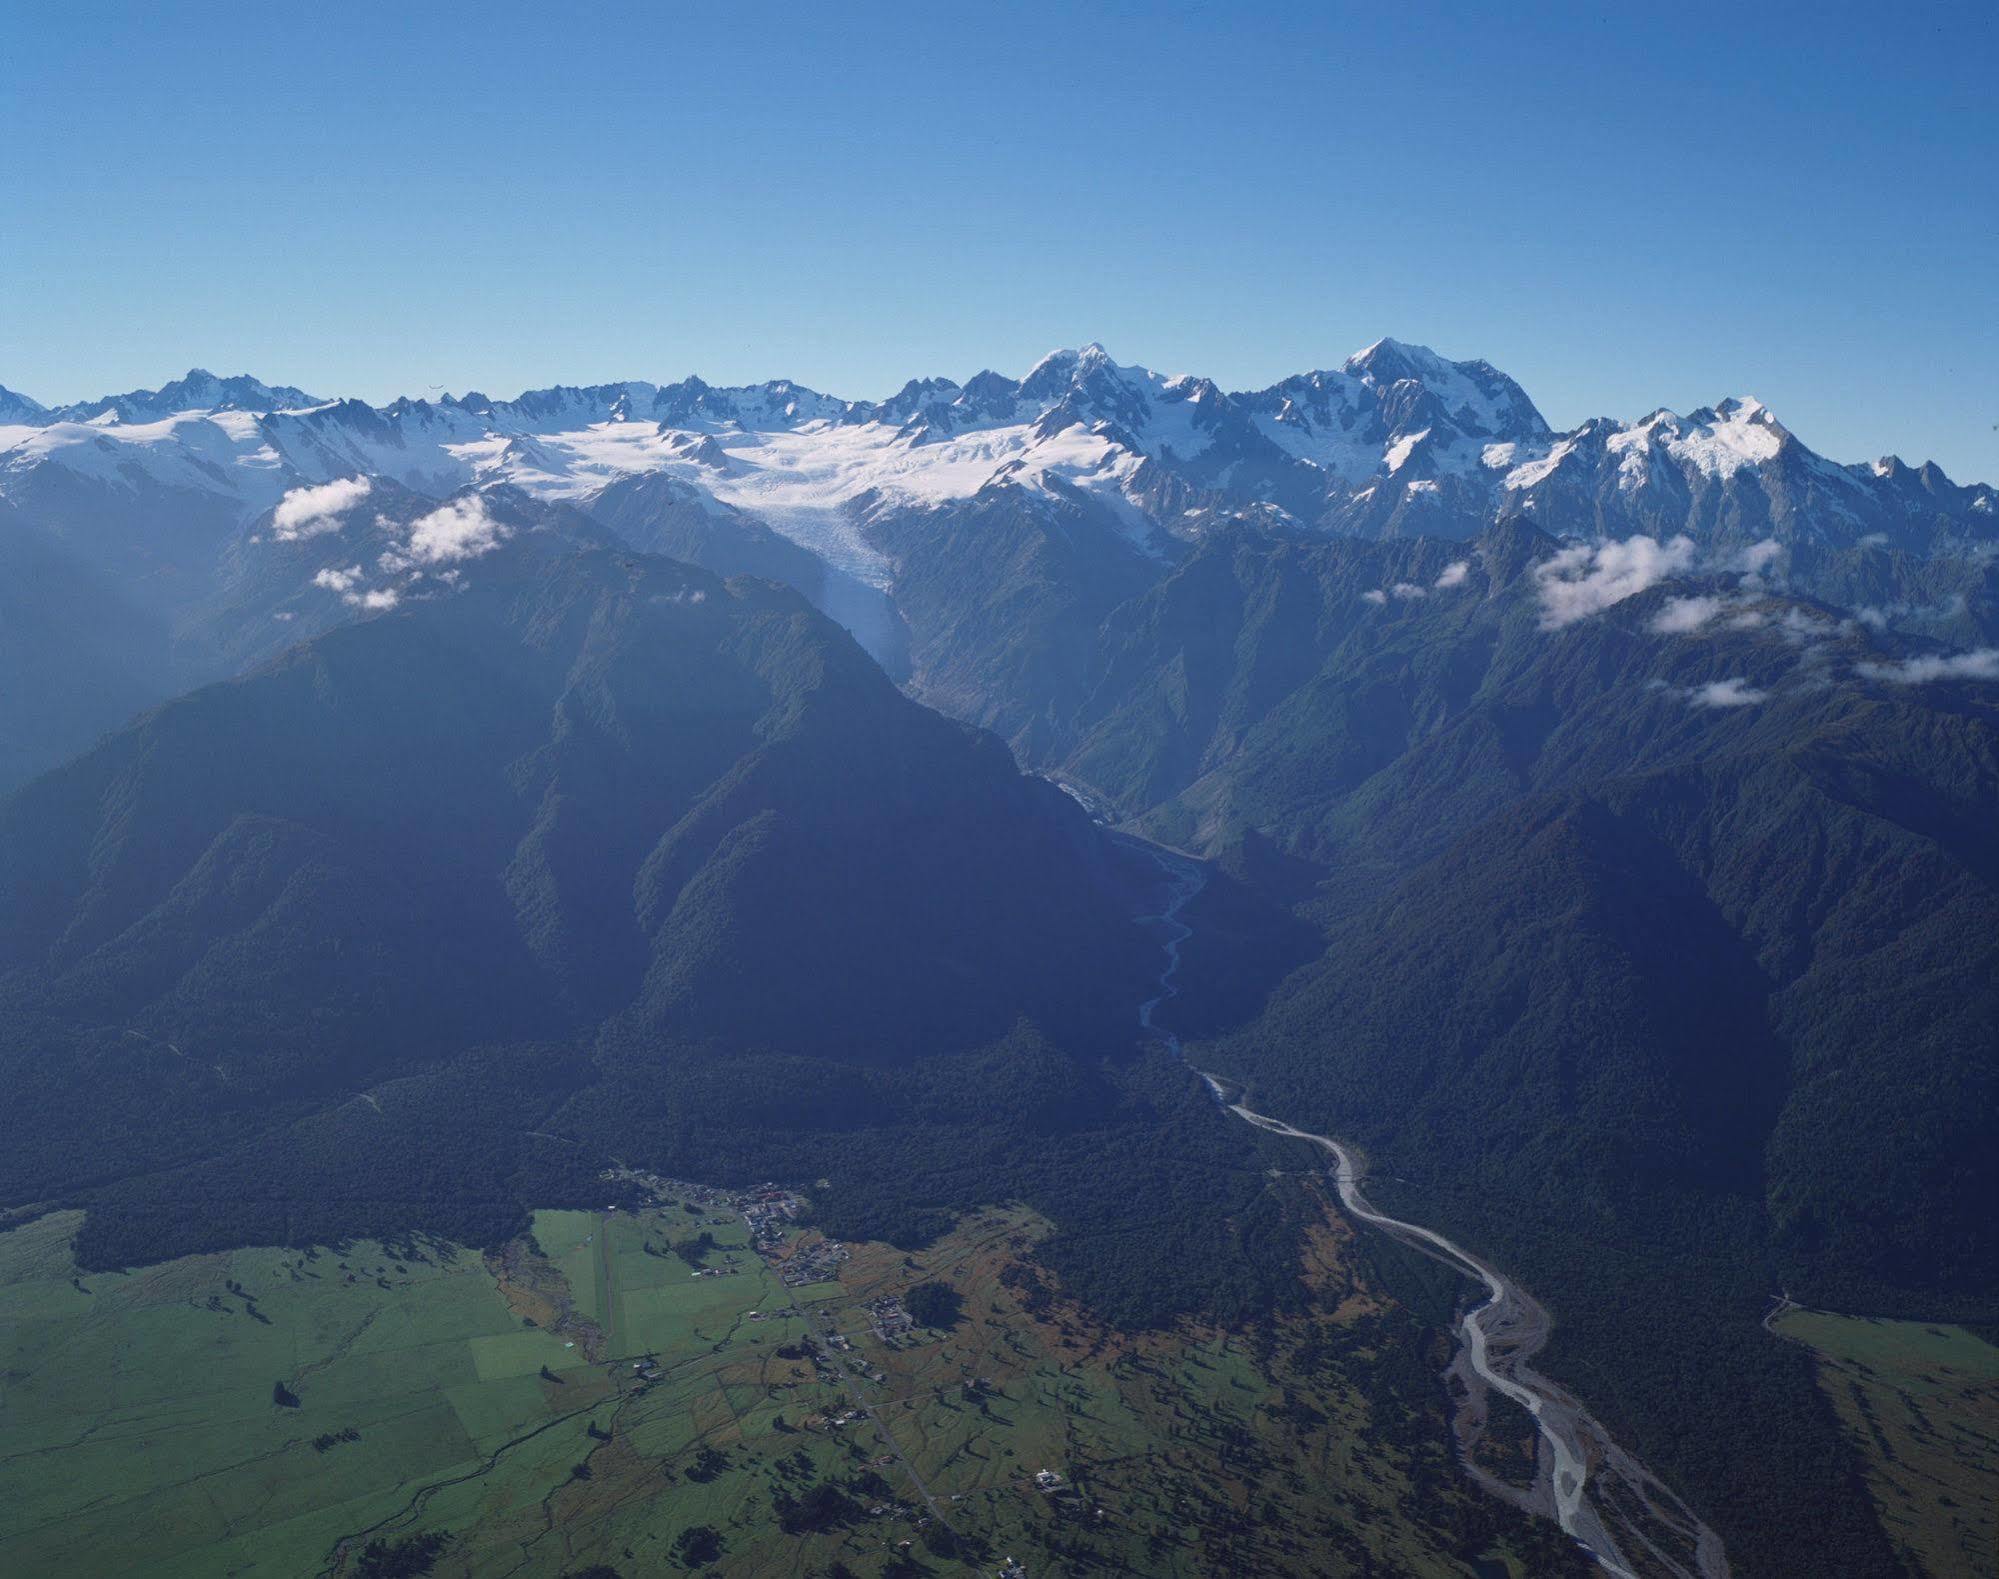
[0,345,1994,799]
[0,408,294,507]
[47,369,323,425]
[4,344,1992,591]
[0,385,48,425]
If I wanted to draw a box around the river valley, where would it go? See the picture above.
[1130,842,1730,1579]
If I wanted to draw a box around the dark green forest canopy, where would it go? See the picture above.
[1147,526,1999,1579]
[0,498,1994,1579]
[0,541,1296,1322]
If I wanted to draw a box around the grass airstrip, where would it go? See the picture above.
[1776,1309,1999,1579]
[1,1183,1562,1577]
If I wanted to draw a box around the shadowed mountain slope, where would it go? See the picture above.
[0,540,1177,1282]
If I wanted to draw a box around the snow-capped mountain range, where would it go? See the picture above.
[3,338,1997,808]
[5,341,1991,591]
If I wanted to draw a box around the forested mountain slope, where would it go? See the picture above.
[0,539,1244,1304]
[0,497,176,790]
[1158,527,1998,1578]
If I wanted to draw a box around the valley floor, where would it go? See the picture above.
[1773,1309,1999,1579]
[0,1179,1583,1577]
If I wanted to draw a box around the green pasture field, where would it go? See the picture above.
[1,1190,1570,1577]
[0,1198,898,1578]
[0,1209,599,1577]
[1777,1309,1999,1579]
[530,1208,605,1326]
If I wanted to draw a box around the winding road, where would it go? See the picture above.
[1129,840,1729,1579]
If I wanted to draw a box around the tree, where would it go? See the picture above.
[354,1533,451,1578]
[905,1279,965,1329]
[672,1525,722,1567]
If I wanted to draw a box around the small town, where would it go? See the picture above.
[864,1293,914,1341]
[778,1236,850,1288]
[599,1166,853,1288]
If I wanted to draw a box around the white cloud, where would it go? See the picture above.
[1651,595,1724,635]
[1851,594,1967,632]
[1855,648,1999,685]
[1733,537,1786,594]
[1535,534,1697,628]
[1733,538,1783,576]
[1435,560,1470,589]
[272,476,372,540]
[313,563,399,609]
[1390,581,1426,600]
[1690,677,1769,708]
[1777,607,1836,644]
[403,495,506,564]
[1362,589,1387,605]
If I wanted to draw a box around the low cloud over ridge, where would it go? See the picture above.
[271,476,372,540]
[1536,534,1696,628]
[401,495,506,565]
[1855,648,1999,685]
[1690,677,1768,708]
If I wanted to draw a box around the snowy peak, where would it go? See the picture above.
[3,347,1991,573]
[1035,346,1159,434]
[876,376,964,422]
[1870,452,1991,511]
[50,369,323,425]
[1007,345,1234,460]
[1343,338,1549,441]
[502,381,659,429]
[0,385,48,424]
[1017,346,1088,402]
[1595,397,1790,483]
[645,376,854,432]
[1342,336,1435,381]
[958,369,1023,410]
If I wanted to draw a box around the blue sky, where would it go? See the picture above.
[3,1,1993,480]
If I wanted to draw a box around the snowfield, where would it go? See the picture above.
[4,341,1991,582]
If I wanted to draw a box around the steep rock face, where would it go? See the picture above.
[865,485,1167,758]
[0,384,48,424]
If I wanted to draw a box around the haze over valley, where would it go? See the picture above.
[3,5,1994,1576]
